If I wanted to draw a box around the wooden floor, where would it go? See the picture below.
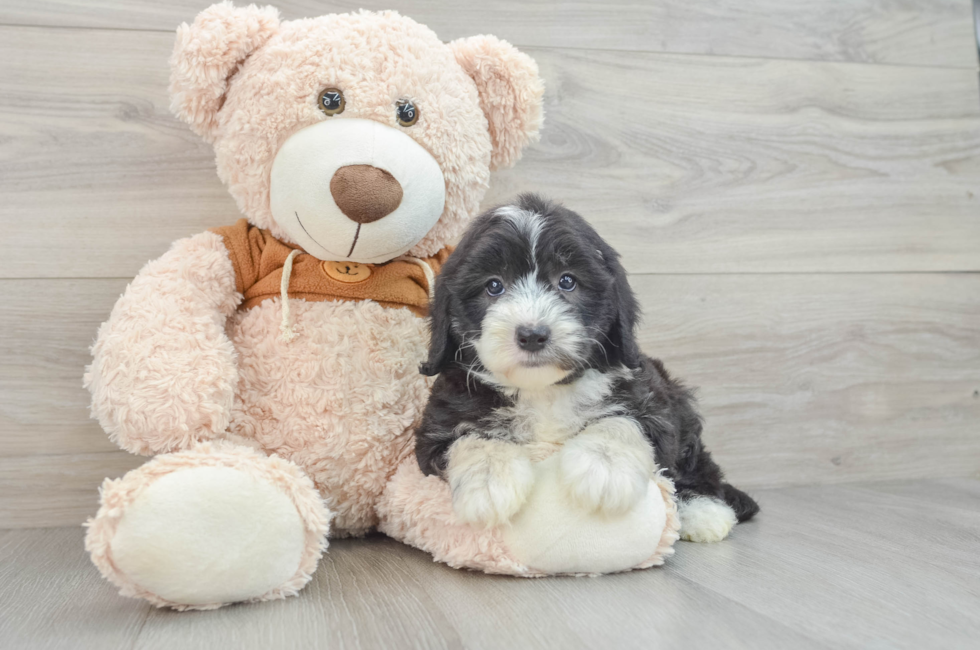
[2,0,979,529]
[2,478,978,650]
[0,1,978,646]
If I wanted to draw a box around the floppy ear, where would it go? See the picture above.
[419,277,458,377]
[169,2,280,143]
[604,253,642,369]
[450,35,545,170]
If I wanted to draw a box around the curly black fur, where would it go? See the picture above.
[415,194,759,523]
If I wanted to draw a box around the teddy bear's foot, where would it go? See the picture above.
[85,441,331,610]
[378,455,681,577]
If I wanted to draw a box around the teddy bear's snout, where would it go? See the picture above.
[329,164,404,224]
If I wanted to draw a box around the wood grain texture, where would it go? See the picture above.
[632,273,980,488]
[0,279,125,457]
[669,481,980,648]
[0,527,151,650]
[0,0,975,68]
[132,536,465,650]
[1,273,976,527]
[3,479,979,649]
[0,452,145,528]
[2,28,980,278]
[372,536,826,650]
[496,49,980,274]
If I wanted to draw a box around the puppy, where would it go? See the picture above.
[415,194,758,543]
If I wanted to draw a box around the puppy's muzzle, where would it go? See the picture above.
[516,324,551,352]
[330,164,404,224]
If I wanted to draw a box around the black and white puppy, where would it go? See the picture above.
[415,194,758,542]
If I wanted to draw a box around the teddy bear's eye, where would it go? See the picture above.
[396,100,419,127]
[318,88,345,116]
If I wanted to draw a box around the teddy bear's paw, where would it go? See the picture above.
[86,444,330,609]
[678,496,737,543]
[447,437,535,528]
[559,418,655,516]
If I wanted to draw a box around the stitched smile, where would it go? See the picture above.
[347,224,361,257]
[295,212,347,259]
[294,211,411,261]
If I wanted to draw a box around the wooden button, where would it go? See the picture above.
[323,260,372,283]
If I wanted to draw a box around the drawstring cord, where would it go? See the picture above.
[395,255,436,300]
[279,249,300,342]
[279,251,435,344]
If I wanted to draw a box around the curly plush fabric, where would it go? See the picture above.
[85,441,330,610]
[378,457,681,576]
[450,35,545,171]
[84,231,240,455]
[84,3,546,609]
[226,297,433,534]
[378,458,531,575]
[170,2,281,143]
[171,6,543,258]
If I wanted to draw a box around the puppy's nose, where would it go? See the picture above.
[516,324,551,352]
[330,164,403,224]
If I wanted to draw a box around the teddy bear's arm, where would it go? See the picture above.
[84,231,242,455]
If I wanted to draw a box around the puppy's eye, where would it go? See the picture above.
[558,274,577,292]
[486,279,505,297]
[318,88,345,116]
[396,100,419,127]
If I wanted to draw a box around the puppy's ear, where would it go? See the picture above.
[170,2,281,143]
[604,251,642,369]
[420,278,457,376]
[450,35,545,171]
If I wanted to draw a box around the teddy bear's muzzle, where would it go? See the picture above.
[269,118,446,264]
[330,164,404,224]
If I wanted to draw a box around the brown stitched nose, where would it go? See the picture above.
[329,164,403,224]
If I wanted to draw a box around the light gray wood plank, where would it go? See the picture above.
[764,481,980,579]
[387,536,828,650]
[5,480,979,649]
[0,279,125,457]
[132,535,462,650]
[132,534,827,650]
[499,48,980,275]
[668,479,980,649]
[2,274,977,527]
[853,476,980,513]
[0,25,238,280]
[632,273,980,489]
[0,0,974,68]
[0,452,145,528]
[2,28,980,278]
[0,527,150,650]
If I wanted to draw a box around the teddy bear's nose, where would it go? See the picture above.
[329,164,404,224]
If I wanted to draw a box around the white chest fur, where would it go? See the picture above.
[502,370,625,457]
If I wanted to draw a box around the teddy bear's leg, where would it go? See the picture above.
[377,456,681,576]
[85,441,330,610]
[377,458,531,575]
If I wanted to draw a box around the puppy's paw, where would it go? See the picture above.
[558,418,654,516]
[678,497,737,543]
[447,437,534,528]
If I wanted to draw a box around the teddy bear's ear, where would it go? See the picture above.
[169,2,281,142]
[450,35,545,170]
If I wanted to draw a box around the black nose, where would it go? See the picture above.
[516,324,551,352]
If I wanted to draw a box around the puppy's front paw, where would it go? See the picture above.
[447,437,534,528]
[559,419,654,516]
[678,497,737,543]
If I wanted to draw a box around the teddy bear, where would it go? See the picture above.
[83,3,678,611]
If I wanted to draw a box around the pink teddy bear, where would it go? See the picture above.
[83,2,546,609]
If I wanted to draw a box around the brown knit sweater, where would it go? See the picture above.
[211,219,450,317]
